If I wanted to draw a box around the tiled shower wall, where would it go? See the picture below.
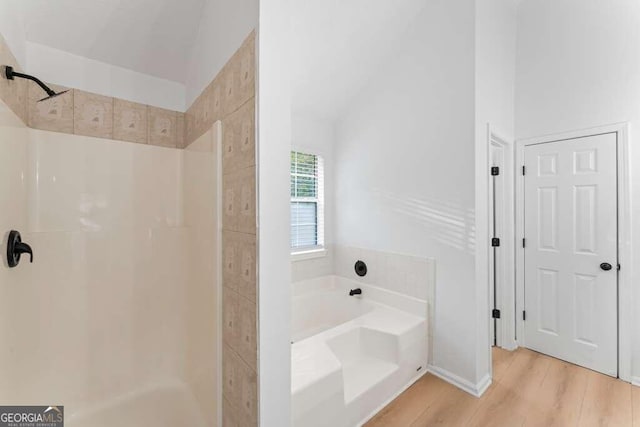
[0,34,185,149]
[0,33,27,124]
[182,32,258,427]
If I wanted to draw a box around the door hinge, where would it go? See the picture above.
[491,237,500,247]
[617,263,621,271]
[491,166,500,176]
[522,238,526,248]
[492,309,501,319]
[522,165,526,175]
[522,310,526,321]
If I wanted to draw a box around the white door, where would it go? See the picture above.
[524,133,617,377]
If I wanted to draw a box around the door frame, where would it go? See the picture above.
[488,128,517,351]
[515,123,631,381]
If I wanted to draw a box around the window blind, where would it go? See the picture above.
[291,151,324,251]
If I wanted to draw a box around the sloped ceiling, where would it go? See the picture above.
[20,0,206,83]
[291,0,429,120]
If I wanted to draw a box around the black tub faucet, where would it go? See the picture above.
[349,288,362,296]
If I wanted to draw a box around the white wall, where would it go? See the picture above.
[290,0,429,122]
[26,42,185,111]
[185,0,258,107]
[0,0,27,67]
[333,0,480,386]
[257,0,292,424]
[516,0,640,380]
[475,0,517,383]
[476,0,517,142]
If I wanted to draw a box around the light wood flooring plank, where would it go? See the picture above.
[364,373,451,427]
[410,381,489,426]
[632,385,640,427]
[522,358,588,427]
[492,346,518,384]
[367,347,633,427]
[578,369,632,427]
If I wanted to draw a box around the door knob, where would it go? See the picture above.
[600,262,612,271]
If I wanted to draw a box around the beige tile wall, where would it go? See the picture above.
[197,31,257,427]
[113,98,147,144]
[73,90,114,139]
[0,34,185,149]
[27,82,73,133]
[0,34,27,124]
[182,30,257,427]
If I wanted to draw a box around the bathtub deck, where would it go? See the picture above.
[292,305,424,396]
[292,275,429,427]
[342,357,399,404]
[292,304,426,427]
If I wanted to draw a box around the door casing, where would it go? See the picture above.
[488,131,516,351]
[514,123,631,381]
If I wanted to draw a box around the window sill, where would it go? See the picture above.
[291,248,327,262]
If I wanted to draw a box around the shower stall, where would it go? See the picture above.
[0,27,257,426]
[0,97,222,426]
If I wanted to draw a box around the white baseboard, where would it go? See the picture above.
[631,376,640,387]
[427,365,492,397]
[499,341,518,352]
[475,373,492,396]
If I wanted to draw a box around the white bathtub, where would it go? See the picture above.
[291,275,428,427]
[292,278,376,342]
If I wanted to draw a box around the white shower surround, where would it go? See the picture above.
[291,275,428,427]
[65,382,206,427]
[0,101,220,425]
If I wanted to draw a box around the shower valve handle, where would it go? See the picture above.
[7,230,33,267]
[15,242,33,262]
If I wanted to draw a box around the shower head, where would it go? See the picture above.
[38,90,70,103]
[4,65,68,102]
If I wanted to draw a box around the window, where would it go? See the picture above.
[291,150,324,252]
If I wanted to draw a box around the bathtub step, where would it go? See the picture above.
[341,357,399,404]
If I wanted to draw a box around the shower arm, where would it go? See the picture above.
[4,66,56,97]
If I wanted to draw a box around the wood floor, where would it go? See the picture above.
[366,347,639,427]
